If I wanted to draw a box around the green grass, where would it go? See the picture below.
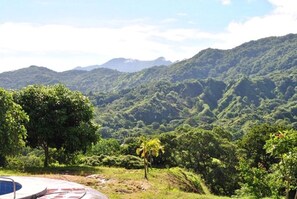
[0,168,27,176]
[0,166,232,199]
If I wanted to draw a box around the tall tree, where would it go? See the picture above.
[176,126,239,195]
[238,123,282,169]
[0,88,28,166]
[14,84,99,167]
[265,130,297,199]
[136,137,164,179]
[236,123,286,198]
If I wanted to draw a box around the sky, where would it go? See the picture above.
[0,0,297,73]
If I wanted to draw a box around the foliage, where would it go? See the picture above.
[6,147,43,170]
[1,35,297,142]
[136,137,164,179]
[0,88,28,166]
[175,126,239,195]
[81,154,143,169]
[1,33,297,198]
[88,72,297,142]
[265,130,297,198]
[238,123,281,169]
[103,155,144,169]
[235,161,272,198]
[14,84,99,167]
[235,125,297,199]
[236,124,279,198]
[2,34,297,94]
[168,167,209,194]
[88,138,121,156]
[153,132,179,167]
[2,166,231,199]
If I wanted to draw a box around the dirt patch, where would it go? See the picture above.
[36,173,151,196]
[36,174,98,187]
[86,174,151,193]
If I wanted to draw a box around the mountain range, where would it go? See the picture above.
[73,57,172,72]
[1,33,297,137]
[1,33,297,94]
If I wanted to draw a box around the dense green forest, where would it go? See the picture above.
[1,34,297,139]
[91,73,297,140]
[1,33,297,198]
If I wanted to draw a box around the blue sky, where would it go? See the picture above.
[0,0,296,72]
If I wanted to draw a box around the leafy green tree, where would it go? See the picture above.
[153,132,178,167]
[89,138,120,156]
[136,137,164,179]
[176,126,238,195]
[236,123,286,198]
[236,160,272,198]
[15,84,99,167]
[120,137,139,155]
[238,123,281,169]
[265,130,297,199]
[0,88,28,166]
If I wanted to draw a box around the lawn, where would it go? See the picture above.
[0,166,232,199]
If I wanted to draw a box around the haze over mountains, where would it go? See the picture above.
[74,57,172,72]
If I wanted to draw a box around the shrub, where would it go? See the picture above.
[79,155,106,166]
[6,155,43,170]
[119,155,144,169]
[81,155,143,169]
[167,167,209,194]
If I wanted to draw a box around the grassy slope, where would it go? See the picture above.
[0,166,231,199]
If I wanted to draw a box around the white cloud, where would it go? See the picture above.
[268,0,297,15]
[221,0,231,5]
[1,1,297,73]
[0,22,199,72]
[212,0,297,49]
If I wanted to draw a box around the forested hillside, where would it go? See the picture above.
[2,33,297,198]
[1,34,297,138]
[1,34,297,93]
[0,34,297,138]
[90,72,297,140]
[167,33,297,81]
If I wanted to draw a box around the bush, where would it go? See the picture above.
[167,167,209,194]
[119,155,144,169]
[80,155,106,166]
[6,155,43,170]
[81,155,143,169]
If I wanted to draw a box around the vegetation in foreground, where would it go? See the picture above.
[0,166,231,199]
[1,83,297,198]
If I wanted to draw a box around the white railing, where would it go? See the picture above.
[0,176,16,199]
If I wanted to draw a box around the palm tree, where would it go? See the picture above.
[136,137,164,179]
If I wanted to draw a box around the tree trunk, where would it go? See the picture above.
[43,143,49,167]
[287,189,297,199]
[144,157,148,180]
[149,153,153,172]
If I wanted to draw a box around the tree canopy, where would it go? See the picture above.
[0,88,28,165]
[175,126,239,195]
[14,84,99,167]
[136,137,164,179]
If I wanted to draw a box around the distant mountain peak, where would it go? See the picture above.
[73,57,172,73]
[156,56,166,60]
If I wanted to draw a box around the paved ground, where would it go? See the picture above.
[0,176,108,199]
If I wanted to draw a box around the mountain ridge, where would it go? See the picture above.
[0,33,297,93]
[1,33,297,136]
[73,57,172,72]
